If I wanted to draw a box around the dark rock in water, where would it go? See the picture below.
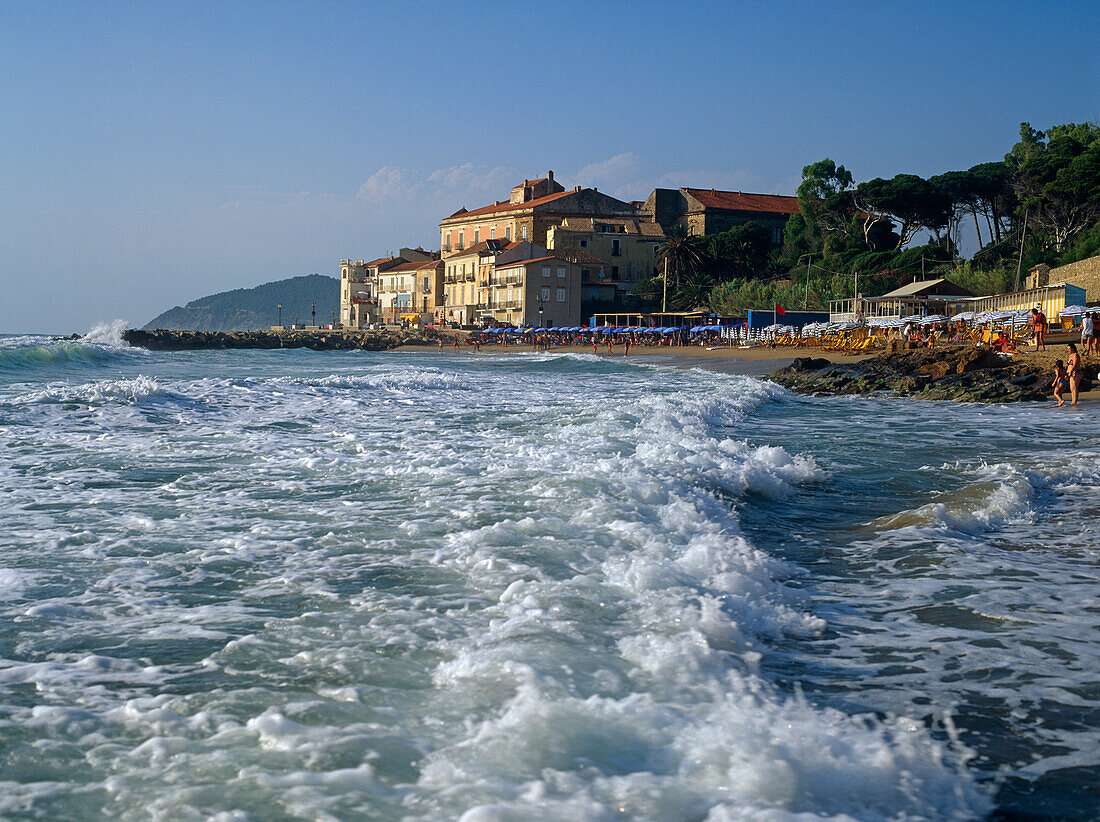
[769,345,1049,403]
[787,357,830,373]
[121,328,449,352]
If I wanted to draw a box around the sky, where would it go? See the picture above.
[1,1,1097,333]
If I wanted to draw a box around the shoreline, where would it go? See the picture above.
[112,329,1099,403]
[401,342,1100,402]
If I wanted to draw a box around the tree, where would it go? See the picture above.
[797,159,855,238]
[966,162,1014,246]
[1010,122,1100,251]
[853,174,952,250]
[656,224,703,287]
[674,272,715,310]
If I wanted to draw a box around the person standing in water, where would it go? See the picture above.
[1066,343,1083,406]
[1052,359,1070,406]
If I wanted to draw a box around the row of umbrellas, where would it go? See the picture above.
[477,307,1097,337]
[479,326,691,334]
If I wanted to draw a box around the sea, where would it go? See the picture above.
[0,323,1097,821]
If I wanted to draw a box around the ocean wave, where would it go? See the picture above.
[871,452,1100,538]
[0,320,140,374]
[17,375,163,405]
[275,369,470,393]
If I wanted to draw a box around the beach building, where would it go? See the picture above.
[546,217,664,302]
[829,279,975,323]
[641,188,800,242]
[964,282,1086,320]
[745,309,830,330]
[439,171,643,253]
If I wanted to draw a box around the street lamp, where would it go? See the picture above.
[538,296,545,328]
[277,304,283,327]
[331,309,336,328]
[311,302,316,327]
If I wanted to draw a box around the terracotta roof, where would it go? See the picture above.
[364,256,400,267]
[387,261,424,272]
[442,189,575,221]
[554,248,606,266]
[499,255,571,266]
[683,188,800,215]
[556,217,664,237]
[415,259,444,270]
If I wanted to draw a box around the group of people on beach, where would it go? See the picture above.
[1050,311,1097,406]
[1052,344,1086,406]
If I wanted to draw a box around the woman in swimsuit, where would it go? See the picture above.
[1066,343,1083,406]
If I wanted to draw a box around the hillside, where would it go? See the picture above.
[143,274,339,331]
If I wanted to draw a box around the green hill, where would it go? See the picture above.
[143,274,339,331]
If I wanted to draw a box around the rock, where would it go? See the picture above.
[767,344,1049,404]
[788,357,830,372]
[120,328,446,352]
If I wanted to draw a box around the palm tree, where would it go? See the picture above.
[657,225,703,289]
[674,272,715,310]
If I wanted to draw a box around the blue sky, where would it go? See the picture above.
[2,0,1097,333]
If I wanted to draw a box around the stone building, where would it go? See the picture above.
[439,171,642,253]
[641,188,800,243]
[546,216,664,301]
[1026,255,1100,300]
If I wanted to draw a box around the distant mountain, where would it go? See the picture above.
[143,274,339,331]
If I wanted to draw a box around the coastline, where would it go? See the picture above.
[400,342,1100,401]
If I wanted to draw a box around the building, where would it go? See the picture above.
[641,188,800,243]
[829,277,1086,326]
[546,216,664,301]
[439,170,643,253]
[487,253,582,327]
[340,248,433,328]
[830,279,975,323]
[378,257,445,324]
[411,260,444,322]
[965,282,1086,320]
[1026,254,1100,300]
[442,239,516,326]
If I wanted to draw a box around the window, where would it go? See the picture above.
[490,227,495,240]
[505,226,512,240]
[557,267,566,278]
[474,229,480,243]
[458,231,464,248]
[541,287,551,302]
[521,225,528,240]
[611,266,619,281]
[542,266,550,278]
[556,288,566,302]
[580,239,587,247]
[611,239,621,256]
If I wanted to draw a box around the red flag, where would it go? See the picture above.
[775,304,785,315]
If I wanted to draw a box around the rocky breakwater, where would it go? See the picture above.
[767,342,1079,402]
[121,328,446,352]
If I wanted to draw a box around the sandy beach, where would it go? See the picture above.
[400,341,1100,401]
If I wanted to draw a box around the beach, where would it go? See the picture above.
[404,340,1100,399]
